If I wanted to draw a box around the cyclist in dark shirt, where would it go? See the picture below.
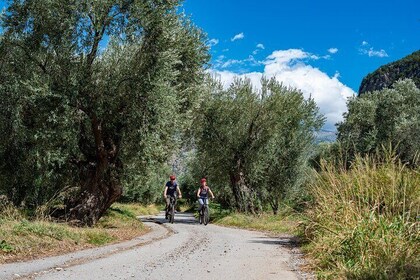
[163,175,182,219]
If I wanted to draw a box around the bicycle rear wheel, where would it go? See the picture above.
[203,205,209,225]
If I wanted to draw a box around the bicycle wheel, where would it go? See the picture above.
[199,207,203,224]
[169,202,175,224]
[203,205,209,225]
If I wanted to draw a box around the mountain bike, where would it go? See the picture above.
[166,196,176,224]
[199,197,210,225]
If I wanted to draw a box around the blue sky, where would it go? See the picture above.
[183,0,420,129]
[1,0,419,129]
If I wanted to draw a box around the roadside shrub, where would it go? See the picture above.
[303,154,420,279]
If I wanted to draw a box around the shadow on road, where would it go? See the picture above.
[248,236,300,248]
[140,212,201,226]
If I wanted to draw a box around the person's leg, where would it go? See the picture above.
[165,196,170,218]
[198,198,204,212]
[174,197,177,213]
[198,198,204,224]
[165,196,170,210]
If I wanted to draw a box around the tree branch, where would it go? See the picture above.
[86,6,113,67]
[13,42,48,74]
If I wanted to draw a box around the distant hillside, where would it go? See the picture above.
[358,50,420,95]
[315,130,336,143]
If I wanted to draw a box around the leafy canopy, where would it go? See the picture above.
[188,78,324,212]
[338,79,420,165]
[0,0,209,208]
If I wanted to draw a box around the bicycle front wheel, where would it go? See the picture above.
[170,203,175,224]
[199,211,203,224]
[203,206,209,225]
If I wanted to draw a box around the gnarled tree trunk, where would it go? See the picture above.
[229,158,256,214]
[54,115,123,226]
[270,197,279,215]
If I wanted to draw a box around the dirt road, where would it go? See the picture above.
[1,212,302,280]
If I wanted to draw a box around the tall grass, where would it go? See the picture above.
[303,154,420,279]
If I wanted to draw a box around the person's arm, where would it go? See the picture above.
[197,188,201,198]
[208,188,215,199]
[163,186,168,197]
[177,186,182,198]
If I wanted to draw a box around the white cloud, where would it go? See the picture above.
[265,49,314,67]
[362,48,389,57]
[210,70,263,91]
[214,54,261,69]
[210,49,356,130]
[328,48,338,54]
[221,59,243,68]
[253,43,266,55]
[256,43,265,49]
[207,38,219,47]
[359,41,388,57]
[369,49,388,57]
[214,55,225,64]
[231,32,244,42]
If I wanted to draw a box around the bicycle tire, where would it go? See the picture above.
[170,202,175,224]
[203,205,209,225]
[199,205,204,224]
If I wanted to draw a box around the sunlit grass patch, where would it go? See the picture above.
[110,203,161,216]
[0,203,152,263]
[85,231,115,245]
[213,206,299,235]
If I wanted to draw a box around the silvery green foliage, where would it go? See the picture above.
[191,77,324,213]
[0,0,208,214]
[337,79,420,165]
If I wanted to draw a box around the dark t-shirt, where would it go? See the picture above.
[166,181,178,197]
[199,186,210,198]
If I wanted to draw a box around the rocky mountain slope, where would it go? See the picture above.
[358,50,420,95]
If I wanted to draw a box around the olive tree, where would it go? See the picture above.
[192,78,324,213]
[0,0,208,225]
[337,79,420,165]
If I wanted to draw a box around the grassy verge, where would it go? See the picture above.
[0,203,160,264]
[210,203,299,235]
[302,156,420,279]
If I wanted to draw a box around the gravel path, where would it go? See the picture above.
[1,212,303,280]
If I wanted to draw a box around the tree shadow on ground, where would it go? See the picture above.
[140,212,200,226]
[248,236,301,249]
